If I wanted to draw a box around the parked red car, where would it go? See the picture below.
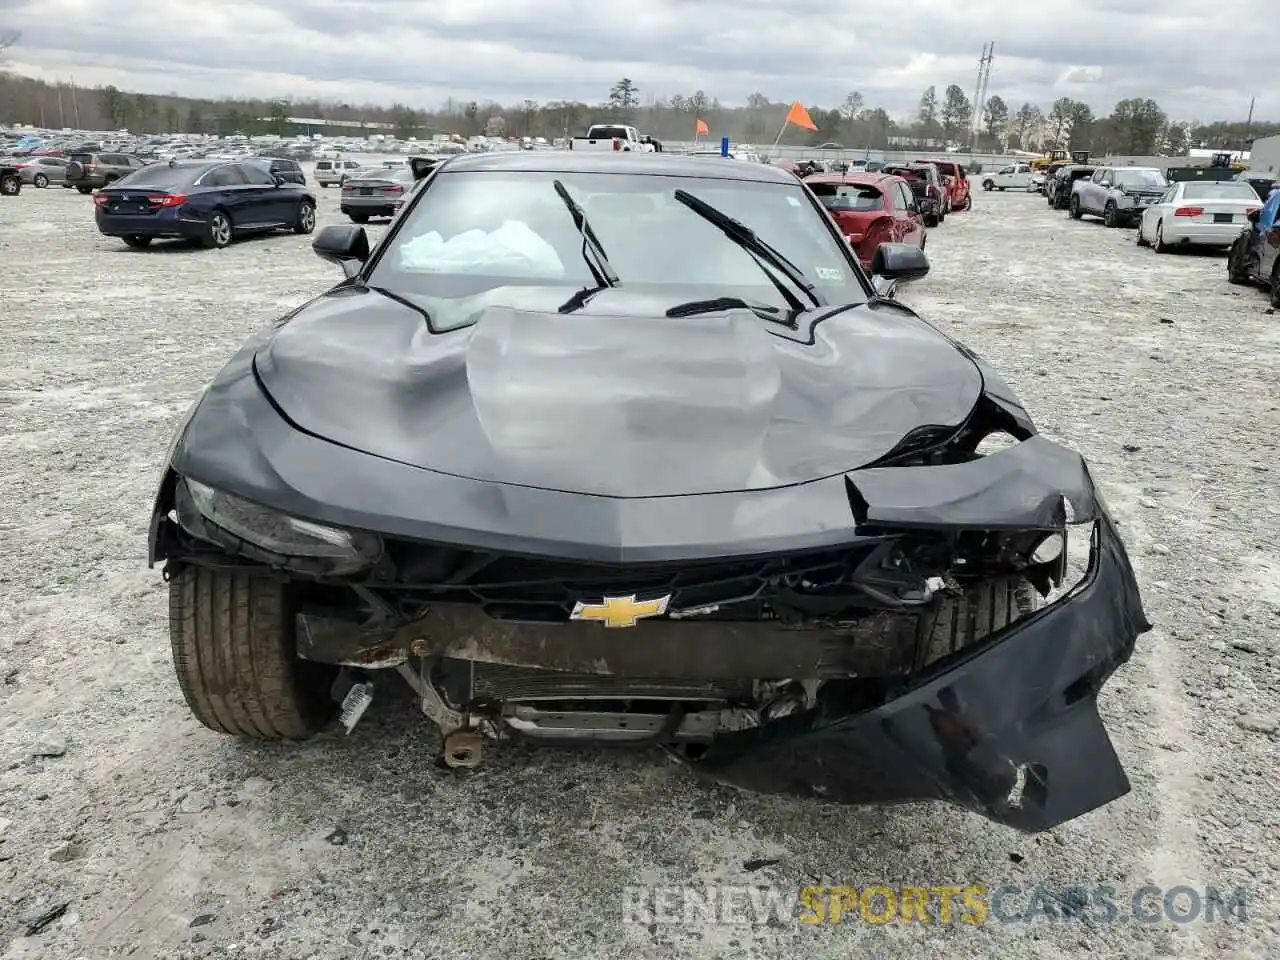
[916,158,971,211]
[805,172,926,268]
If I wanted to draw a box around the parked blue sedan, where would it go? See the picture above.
[94,159,317,249]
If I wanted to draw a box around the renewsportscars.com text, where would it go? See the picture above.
[621,884,1252,926]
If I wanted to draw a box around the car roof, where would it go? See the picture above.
[157,160,221,171]
[436,150,799,184]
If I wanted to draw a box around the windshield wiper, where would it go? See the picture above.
[554,179,618,313]
[673,189,825,308]
[664,296,793,326]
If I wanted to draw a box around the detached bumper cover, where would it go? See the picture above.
[698,515,1149,832]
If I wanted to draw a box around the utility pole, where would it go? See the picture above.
[970,42,995,149]
[970,42,988,147]
[57,79,65,128]
[70,76,80,128]
[1242,96,1255,154]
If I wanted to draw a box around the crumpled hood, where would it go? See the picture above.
[253,287,984,497]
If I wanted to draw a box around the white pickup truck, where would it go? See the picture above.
[569,124,657,152]
[980,163,1034,192]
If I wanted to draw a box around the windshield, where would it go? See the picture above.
[1181,181,1260,201]
[115,164,197,188]
[587,126,630,139]
[807,182,884,211]
[370,170,868,330]
[1115,169,1166,188]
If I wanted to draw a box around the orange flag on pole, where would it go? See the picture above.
[784,100,818,131]
[695,118,709,135]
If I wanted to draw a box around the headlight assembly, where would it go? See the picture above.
[1044,520,1097,605]
[175,477,382,575]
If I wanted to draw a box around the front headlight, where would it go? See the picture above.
[176,477,381,575]
[1044,520,1097,605]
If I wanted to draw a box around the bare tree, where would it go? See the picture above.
[0,29,19,63]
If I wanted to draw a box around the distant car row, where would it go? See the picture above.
[1031,159,1280,307]
[0,150,307,197]
[799,159,971,272]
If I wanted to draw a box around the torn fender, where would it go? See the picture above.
[847,435,1098,531]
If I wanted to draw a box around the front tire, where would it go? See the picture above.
[348,212,370,224]
[122,235,152,249]
[77,185,93,194]
[169,566,336,740]
[1103,202,1118,227]
[1270,263,1280,309]
[920,577,1041,667]
[33,173,49,188]
[0,173,20,196]
[982,179,994,191]
[1069,195,1083,220]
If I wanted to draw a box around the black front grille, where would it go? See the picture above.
[381,542,889,623]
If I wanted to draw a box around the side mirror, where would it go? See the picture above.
[313,224,370,277]
[872,275,898,299]
[408,156,440,181]
[1246,209,1259,223]
[871,242,930,283]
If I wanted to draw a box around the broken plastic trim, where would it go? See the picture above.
[846,435,1098,533]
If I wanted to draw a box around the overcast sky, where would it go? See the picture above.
[1,0,1273,123]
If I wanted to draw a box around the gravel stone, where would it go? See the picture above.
[1236,714,1278,735]
[30,731,66,758]
[1,175,1277,959]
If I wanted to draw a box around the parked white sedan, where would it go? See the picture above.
[1136,180,1264,252]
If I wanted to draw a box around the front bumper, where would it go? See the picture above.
[698,514,1148,832]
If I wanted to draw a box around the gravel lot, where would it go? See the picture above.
[1,170,1278,960]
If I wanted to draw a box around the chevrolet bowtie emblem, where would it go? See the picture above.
[570,594,671,628]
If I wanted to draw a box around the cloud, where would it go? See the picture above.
[1056,66,1104,86]
[1,0,1274,121]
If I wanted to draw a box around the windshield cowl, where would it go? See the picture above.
[388,284,850,333]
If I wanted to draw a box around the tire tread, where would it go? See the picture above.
[169,566,327,740]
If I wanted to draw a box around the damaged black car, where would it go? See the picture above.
[148,152,1150,833]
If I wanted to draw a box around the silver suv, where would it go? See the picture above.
[1069,166,1168,227]
[314,158,364,187]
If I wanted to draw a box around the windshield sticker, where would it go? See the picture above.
[815,266,843,281]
